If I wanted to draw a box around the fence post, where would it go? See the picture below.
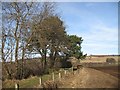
[59,72,61,80]
[64,70,67,75]
[39,76,42,86]
[15,83,19,90]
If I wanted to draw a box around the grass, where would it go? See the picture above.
[3,80,15,88]
[19,76,39,88]
[4,56,119,88]
[3,76,39,88]
[3,75,51,88]
[2,68,69,88]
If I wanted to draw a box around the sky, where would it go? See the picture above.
[57,2,118,55]
[0,1,118,62]
[1,0,119,2]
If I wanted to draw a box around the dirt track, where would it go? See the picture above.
[59,67,118,88]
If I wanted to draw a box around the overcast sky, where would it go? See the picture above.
[58,2,118,55]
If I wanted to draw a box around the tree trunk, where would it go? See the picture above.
[50,53,53,68]
[10,45,13,64]
[43,48,47,71]
[21,47,25,79]
[15,39,19,79]
[3,62,12,79]
[2,36,12,79]
[50,52,55,68]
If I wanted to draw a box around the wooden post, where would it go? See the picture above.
[39,77,42,86]
[15,83,19,90]
[59,72,61,80]
[52,72,55,81]
[64,70,67,75]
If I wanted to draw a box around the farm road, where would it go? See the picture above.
[59,67,118,88]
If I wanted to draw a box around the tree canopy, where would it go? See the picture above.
[67,35,84,59]
[2,2,86,80]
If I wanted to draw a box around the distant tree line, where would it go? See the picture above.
[1,2,86,80]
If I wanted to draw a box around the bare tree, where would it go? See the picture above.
[28,2,56,71]
[2,2,35,79]
[1,26,13,79]
[29,3,68,69]
[2,2,62,79]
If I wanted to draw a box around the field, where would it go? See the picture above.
[2,55,120,88]
[80,56,119,76]
[81,55,119,63]
[91,66,119,79]
[59,55,119,88]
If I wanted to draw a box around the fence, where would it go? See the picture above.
[14,67,83,89]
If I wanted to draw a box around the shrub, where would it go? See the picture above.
[106,58,116,63]
[60,59,72,68]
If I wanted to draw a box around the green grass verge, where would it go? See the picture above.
[3,69,68,88]
[3,76,39,88]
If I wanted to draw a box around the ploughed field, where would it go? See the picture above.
[80,56,119,79]
[91,66,120,79]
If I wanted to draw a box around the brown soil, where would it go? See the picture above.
[90,66,119,79]
[58,67,118,88]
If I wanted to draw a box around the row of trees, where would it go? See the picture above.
[2,2,86,80]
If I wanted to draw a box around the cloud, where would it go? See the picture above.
[83,25,118,42]
[59,2,118,55]
[80,20,118,55]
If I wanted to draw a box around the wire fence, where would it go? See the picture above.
[14,67,78,89]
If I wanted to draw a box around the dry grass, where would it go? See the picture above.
[3,76,39,88]
[80,56,119,63]
[2,56,119,88]
[3,66,119,88]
